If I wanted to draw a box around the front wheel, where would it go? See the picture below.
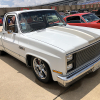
[32,57,52,83]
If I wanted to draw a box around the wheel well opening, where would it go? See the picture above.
[26,55,53,80]
[26,55,32,67]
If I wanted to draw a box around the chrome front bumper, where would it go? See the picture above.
[57,57,100,87]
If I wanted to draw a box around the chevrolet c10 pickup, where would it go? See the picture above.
[0,9,100,87]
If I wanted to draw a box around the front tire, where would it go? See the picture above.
[32,57,52,83]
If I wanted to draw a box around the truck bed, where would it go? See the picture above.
[0,26,3,32]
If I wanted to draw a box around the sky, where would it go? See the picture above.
[0,0,61,7]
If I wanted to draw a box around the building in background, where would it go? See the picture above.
[40,0,79,6]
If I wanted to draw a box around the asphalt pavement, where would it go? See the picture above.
[0,54,100,100]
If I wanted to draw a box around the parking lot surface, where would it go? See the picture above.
[0,54,100,100]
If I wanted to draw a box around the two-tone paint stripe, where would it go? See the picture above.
[49,26,100,44]
[66,26,100,44]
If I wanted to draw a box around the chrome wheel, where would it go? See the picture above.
[33,58,47,79]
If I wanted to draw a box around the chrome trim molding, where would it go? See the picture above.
[19,46,25,51]
[4,47,26,63]
[57,56,100,87]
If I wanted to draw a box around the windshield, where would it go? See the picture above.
[82,14,100,22]
[18,10,66,33]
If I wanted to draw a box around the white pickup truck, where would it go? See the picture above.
[0,9,100,87]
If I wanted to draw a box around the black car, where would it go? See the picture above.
[78,9,89,13]
[70,11,79,15]
[95,9,100,18]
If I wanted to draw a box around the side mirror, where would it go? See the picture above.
[7,30,12,34]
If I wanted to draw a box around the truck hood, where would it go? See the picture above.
[25,25,100,54]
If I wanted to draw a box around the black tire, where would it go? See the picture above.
[31,57,52,83]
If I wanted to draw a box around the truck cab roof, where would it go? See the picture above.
[6,9,54,15]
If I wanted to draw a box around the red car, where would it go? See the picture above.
[63,13,100,29]
[0,18,3,25]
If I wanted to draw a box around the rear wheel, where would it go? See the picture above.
[32,57,52,83]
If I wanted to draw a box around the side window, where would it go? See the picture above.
[66,16,81,23]
[5,15,18,33]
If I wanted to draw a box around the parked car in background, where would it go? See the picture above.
[63,13,100,29]
[91,10,98,14]
[59,12,67,18]
[60,15,66,18]
[78,9,89,13]
[59,12,65,15]
[0,17,3,26]
[94,9,100,18]
[70,11,79,15]
[64,12,70,16]
[65,10,70,16]
[59,12,65,17]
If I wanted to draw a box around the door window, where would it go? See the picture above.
[5,15,18,33]
[66,16,81,23]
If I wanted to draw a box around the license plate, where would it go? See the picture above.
[92,61,100,72]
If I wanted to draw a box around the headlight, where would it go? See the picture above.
[67,54,73,62]
[67,64,73,71]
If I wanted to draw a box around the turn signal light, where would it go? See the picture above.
[53,70,62,74]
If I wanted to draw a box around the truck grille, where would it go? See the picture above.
[76,41,100,68]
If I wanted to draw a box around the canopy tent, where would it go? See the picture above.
[77,0,100,5]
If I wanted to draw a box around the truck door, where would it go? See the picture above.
[2,14,20,59]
